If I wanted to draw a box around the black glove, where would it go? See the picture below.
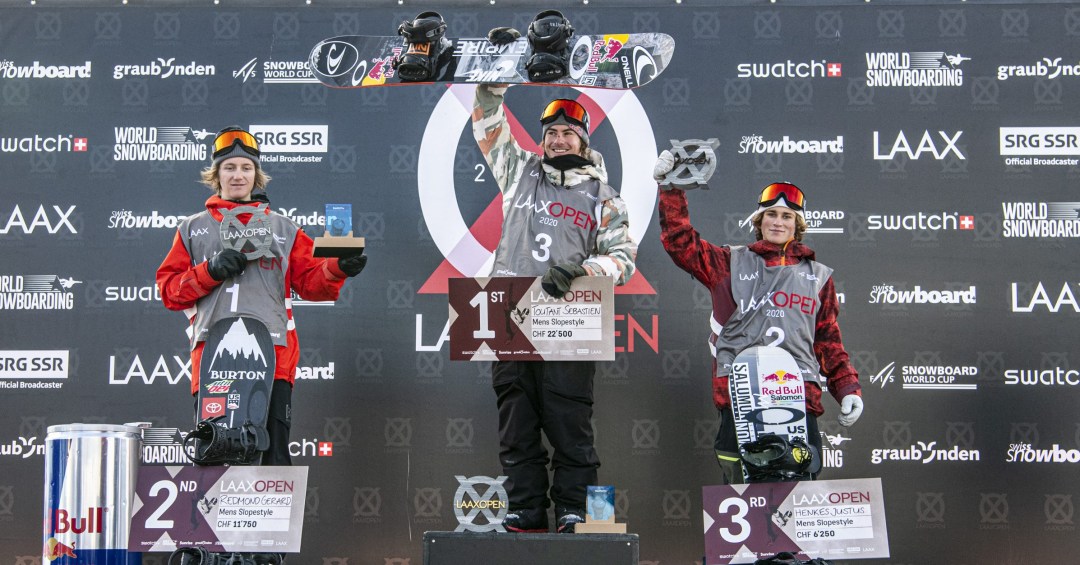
[488,26,521,46]
[541,263,588,298]
[338,254,368,277]
[207,249,247,282]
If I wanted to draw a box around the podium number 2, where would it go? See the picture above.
[469,292,496,339]
[717,497,751,543]
[145,480,178,529]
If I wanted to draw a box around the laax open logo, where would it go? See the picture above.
[416,85,657,293]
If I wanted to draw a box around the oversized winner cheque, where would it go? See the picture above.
[448,276,614,361]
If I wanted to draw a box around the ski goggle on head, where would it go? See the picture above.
[757,182,805,211]
[540,98,590,131]
[212,129,260,159]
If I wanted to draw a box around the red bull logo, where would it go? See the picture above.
[762,370,800,385]
[604,38,624,59]
[45,538,77,561]
[51,507,105,534]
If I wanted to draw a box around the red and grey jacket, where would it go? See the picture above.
[156,195,349,394]
[658,189,861,417]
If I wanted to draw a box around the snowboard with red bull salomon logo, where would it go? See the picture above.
[729,346,811,451]
[308,33,674,89]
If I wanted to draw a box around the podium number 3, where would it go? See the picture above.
[717,497,751,543]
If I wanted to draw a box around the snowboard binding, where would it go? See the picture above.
[393,11,450,82]
[184,417,269,466]
[169,548,284,565]
[739,433,816,483]
[525,10,575,82]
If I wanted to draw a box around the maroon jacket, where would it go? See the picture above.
[659,189,861,417]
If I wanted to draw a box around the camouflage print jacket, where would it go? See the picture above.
[471,84,638,284]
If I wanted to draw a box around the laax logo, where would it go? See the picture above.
[218,203,275,260]
[353,487,382,522]
[108,353,190,385]
[0,204,77,235]
[417,85,656,295]
[452,475,508,532]
[873,130,964,160]
[1011,282,1080,313]
[660,138,719,190]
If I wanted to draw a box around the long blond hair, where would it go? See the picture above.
[199,162,271,194]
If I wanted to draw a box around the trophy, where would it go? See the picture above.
[313,204,365,258]
[658,138,720,191]
[574,485,627,534]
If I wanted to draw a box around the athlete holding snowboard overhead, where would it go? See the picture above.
[470,31,638,529]
[156,126,368,466]
[654,152,863,482]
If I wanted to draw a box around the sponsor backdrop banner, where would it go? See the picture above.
[1,2,1078,563]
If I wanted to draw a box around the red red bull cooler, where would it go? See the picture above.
[43,424,142,565]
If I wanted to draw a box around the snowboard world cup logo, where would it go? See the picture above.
[452,475,508,532]
[218,202,276,260]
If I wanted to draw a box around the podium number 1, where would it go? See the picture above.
[469,292,496,339]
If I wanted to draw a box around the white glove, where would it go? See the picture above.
[838,394,863,427]
[652,149,675,182]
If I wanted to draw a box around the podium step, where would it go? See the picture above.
[423,531,639,565]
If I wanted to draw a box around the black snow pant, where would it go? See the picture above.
[492,360,599,511]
